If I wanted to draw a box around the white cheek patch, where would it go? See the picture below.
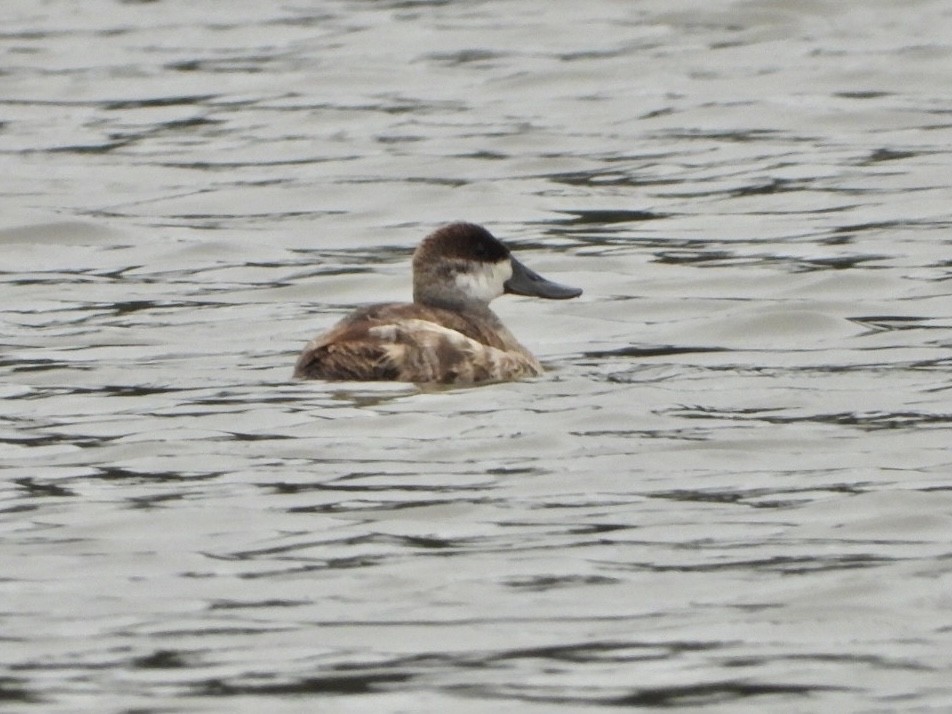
[454,260,512,302]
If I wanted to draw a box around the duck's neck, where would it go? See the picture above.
[416,289,498,318]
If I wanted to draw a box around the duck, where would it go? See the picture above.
[293,222,582,384]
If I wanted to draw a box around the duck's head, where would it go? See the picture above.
[412,222,582,308]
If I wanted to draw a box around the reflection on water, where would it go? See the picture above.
[3,0,952,711]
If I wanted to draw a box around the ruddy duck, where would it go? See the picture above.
[293,222,582,384]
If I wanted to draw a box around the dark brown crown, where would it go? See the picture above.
[414,223,511,267]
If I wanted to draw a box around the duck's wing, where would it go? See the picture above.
[294,317,541,384]
[293,317,400,382]
[337,303,513,351]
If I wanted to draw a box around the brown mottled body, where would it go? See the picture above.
[293,303,542,384]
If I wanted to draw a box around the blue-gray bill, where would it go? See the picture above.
[504,257,583,300]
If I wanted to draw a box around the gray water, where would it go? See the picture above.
[3,1,952,711]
